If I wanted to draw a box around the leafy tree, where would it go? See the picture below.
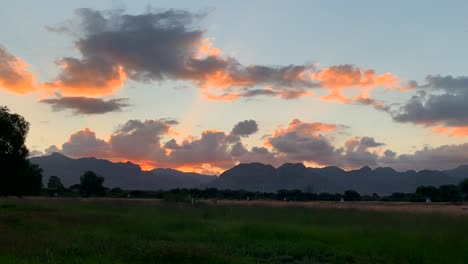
[79,171,105,197]
[0,106,42,196]
[438,185,461,201]
[47,176,65,190]
[344,190,361,201]
[459,179,468,199]
[416,186,439,200]
[69,184,81,193]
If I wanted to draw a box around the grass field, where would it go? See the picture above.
[1,198,468,264]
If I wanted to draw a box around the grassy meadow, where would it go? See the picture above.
[1,198,468,264]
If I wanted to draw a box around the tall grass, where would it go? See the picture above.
[1,199,467,263]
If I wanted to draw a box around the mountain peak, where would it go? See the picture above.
[278,163,306,170]
[46,152,71,160]
[454,164,468,170]
[359,166,372,173]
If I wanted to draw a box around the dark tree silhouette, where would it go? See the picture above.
[344,190,361,201]
[460,179,468,199]
[47,176,65,190]
[79,171,105,197]
[416,186,440,200]
[0,106,42,196]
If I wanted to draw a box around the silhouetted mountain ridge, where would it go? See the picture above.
[31,153,216,190]
[209,162,467,194]
[30,153,468,194]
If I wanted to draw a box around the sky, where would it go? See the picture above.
[1,0,468,174]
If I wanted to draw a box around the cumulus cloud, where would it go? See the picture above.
[0,45,38,94]
[230,119,258,137]
[109,119,174,163]
[40,96,130,114]
[392,75,468,136]
[49,118,266,171]
[379,143,468,171]
[46,117,468,172]
[265,119,343,165]
[164,130,238,169]
[62,128,111,157]
[40,8,411,105]
[44,8,317,97]
[263,120,384,168]
[345,136,385,152]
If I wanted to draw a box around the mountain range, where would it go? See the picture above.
[31,153,468,194]
[31,153,216,190]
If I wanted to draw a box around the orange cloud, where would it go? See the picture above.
[311,65,412,103]
[195,38,221,58]
[273,119,341,137]
[45,63,127,96]
[202,91,239,102]
[432,126,468,137]
[198,70,254,89]
[321,89,351,103]
[0,47,38,94]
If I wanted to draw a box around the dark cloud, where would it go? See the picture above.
[40,96,130,114]
[165,130,237,168]
[341,137,384,167]
[46,8,317,97]
[345,136,384,152]
[62,129,110,157]
[242,89,277,98]
[392,75,468,127]
[264,120,383,168]
[379,143,468,171]
[354,97,390,112]
[268,132,338,164]
[109,119,173,162]
[230,120,258,137]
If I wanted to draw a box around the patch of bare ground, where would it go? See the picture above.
[207,200,468,215]
[3,197,468,215]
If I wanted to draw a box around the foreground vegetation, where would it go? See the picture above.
[1,198,468,264]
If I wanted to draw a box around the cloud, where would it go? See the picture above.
[432,126,468,137]
[345,136,385,152]
[341,137,384,167]
[45,8,317,97]
[42,8,410,105]
[379,143,468,171]
[264,120,383,168]
[109,119,173,162]
[230,120,258,137]
[29,150,43,158]
[0,45,38,94]
[62,128,111,157]
[164,130,238,169]
[265,119,343,165]
[311,64,414,103]
[391,75,468,136]
[40,96,130,114]
[47,117,468,172]
[45,145,60,155]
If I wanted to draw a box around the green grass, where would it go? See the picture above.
[0,199,467,263]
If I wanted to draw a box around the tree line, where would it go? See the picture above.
[44,171,468,202]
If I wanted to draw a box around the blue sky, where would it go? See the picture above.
[1,1,468,173]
